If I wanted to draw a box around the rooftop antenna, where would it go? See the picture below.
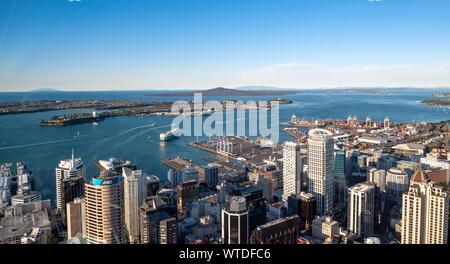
[71,148,75,162]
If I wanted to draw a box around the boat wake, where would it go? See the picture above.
[0,138,79,151]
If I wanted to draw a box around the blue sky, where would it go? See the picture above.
[0,0,449,91]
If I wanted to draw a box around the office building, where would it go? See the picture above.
[308,129,334,215]
[60,175,84,225]
[146,175,160,197]
[66,197,84,240]
[368,168,386,192]
[55,151,86,215]
[167,169,182,188]
[312,216,339,241]
[204,164,219,189]
[287,192,316,231]
[347,182,375,238]
[377,156,396,171]
[250,215,299,244]
[222,196,249,244]
[122,167,145,244]
[84,169,126,244]
[11,191,41,206]
[231,184,267,231]
[299,192,317,231]
[182,167,199,183]
[139,196,176,244]
[177,180,199,219]
[282,142,302,200]
[334,150,346,208]
[386,167,409,199]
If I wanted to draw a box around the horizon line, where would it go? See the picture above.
[1,85,450,93]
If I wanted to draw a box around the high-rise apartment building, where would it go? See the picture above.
[347,182,375,238]
[308,129,334,215]
[283,142,302,200]
[222,196,249,244]
[401,169,449,244]
[84,169,126,244]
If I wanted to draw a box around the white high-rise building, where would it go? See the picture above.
[347,182,375,238]
[122,167,146,244]
[55,150,86,213]
[282,142,302,200]
[307,129,334,215]
[401,169,449,244]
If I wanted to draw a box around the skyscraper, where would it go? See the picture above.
[122,167,145,244]
[347,182,375,238]
[60,175,84,225]
[334,150,346,208]
[283,142,302,200]
[222,196,249,244]
[84,169,126,244]
[308,129,334,215]
[55,151,86,214]
[55,151,85,226]
[401,169,449,244]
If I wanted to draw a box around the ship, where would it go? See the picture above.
[160,128,181,141]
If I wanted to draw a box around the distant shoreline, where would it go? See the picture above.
[0,86,448,93]
[146,87,297,97]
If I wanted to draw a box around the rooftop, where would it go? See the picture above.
[225,196,247,213]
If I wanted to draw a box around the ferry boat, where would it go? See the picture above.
[160,128,180,141]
